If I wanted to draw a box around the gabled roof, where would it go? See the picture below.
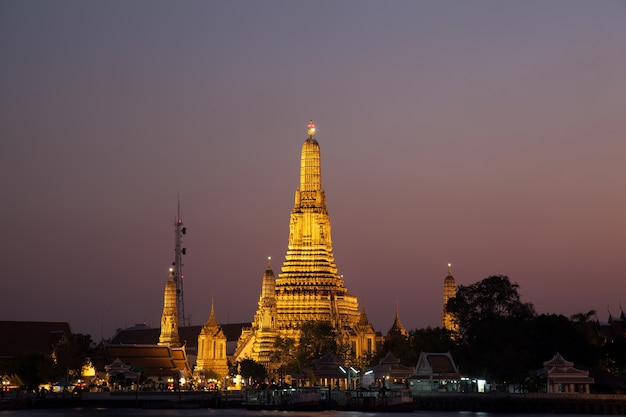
[0,321,71,359]
[105,344,191,377]
[368,352,413,379]
[412,351,460,379]
[543,352,573,368]
[539,353,594,385]
[310,353,346,379]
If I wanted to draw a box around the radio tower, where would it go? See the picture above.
[172,199,188,327]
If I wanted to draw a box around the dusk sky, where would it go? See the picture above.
[2,1,625,341]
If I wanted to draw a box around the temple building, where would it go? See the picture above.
[539,352,594,393]
[104,267,191,388]
[442,263,458,333]
[233,121,380,366]
[194,299,229,385]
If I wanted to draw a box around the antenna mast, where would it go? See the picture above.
[173,199,188,327]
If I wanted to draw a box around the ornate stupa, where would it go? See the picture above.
[274,120,361,332]
[442,263,458,333]
[233,121,379,364]
[158,268,181,347]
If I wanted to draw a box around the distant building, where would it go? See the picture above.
[442,263,458,333]
[362,351,413,388]
[158,269,180,347]
[104,344,191,388]
[109,322,247,368]
[194,300,229,384]
[104,268,192,387]
[539,352,594,394]
[409,351,460,394]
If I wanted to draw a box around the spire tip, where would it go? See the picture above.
[307,120,316,138]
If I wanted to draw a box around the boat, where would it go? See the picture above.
[242,386,324,410]
[331,387,417,412]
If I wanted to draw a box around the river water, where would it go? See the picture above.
[0,409,602,417]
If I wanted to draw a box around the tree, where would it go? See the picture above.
[445,275,536,382]
[238,359,267,387]
[570,309,597,324]
[411,327,457,356]
[529,314,598,368]
[9,352,62,391]
[55,333,95,380]
[296,321,338,369]
[446,275,536,340]
[271,336,299,374]
[380,331,413,367]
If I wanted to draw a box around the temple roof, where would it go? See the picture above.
[368,352,413,379]
[413,351,460,379]
[539,352,594,385]
[205,298,219,328]
[387,304,408,338]
[543,352,573,368]
[105,344,190,377]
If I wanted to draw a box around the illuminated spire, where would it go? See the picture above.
[158,268,180,347]
[261,258,276,302]
[207,296,218,327]
[443,263,458,333]
[299,120,323,195]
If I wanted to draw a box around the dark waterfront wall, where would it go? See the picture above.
[417,392,626,415]
[3,391,626,415]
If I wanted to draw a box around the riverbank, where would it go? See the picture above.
[417,392,626,415]
[2,391,625,414]
[1,391,243,410]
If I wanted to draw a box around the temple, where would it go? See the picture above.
[158,268,181,347]
[194,298,229,384]
[442,263,458,333]
[233,121,380,366]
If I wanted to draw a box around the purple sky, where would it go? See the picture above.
[2,1,625,341]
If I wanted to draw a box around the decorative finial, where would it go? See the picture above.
[307,120,316,138]
[448,263,452,275]
[168,267,174,280]
[267,256,272,269]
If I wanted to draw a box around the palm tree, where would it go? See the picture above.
[570,310,597,323]
[570,310,604,346]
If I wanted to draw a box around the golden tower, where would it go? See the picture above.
[275,120,361,333]
[233,121,378,364]
[158,268,181,347]
[442,263,458,333]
